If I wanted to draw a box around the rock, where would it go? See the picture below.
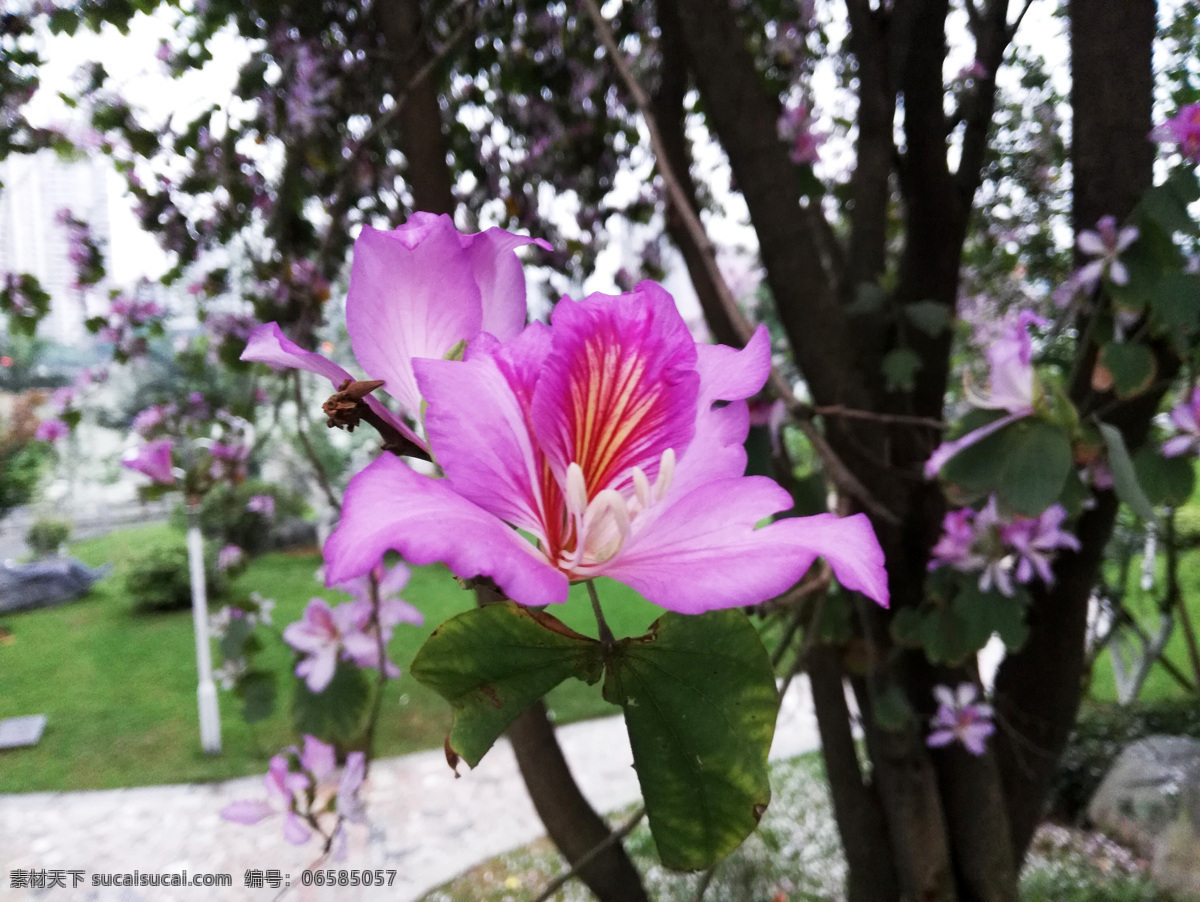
[1087,735,1200,857]
[0,558,110,614]
[1152,762,1200,901]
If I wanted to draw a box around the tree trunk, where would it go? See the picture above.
[994,0,1159,861]
[375,0,455,216]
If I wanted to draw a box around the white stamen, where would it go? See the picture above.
[583,490,632,563]
[632,466,652,509]
[653,448,676,501]
[565,462,589,516]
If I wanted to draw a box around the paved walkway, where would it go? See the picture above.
[0,678,826,902]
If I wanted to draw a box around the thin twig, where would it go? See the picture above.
[292,370,343,514]
[581,0,900,526]
[362,570,392,761]
[530,807,646,902]
[808,403,945,430]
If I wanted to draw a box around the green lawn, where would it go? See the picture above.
[1088,538,1200,703]
[0,522,667,793]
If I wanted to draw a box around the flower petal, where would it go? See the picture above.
[675,324,773,491]
[221,800,275,825]
[461,226,550,340]
[532,282,700,496]
[346,222,483,416]
[323,454,569,605]
[601,477,887,612]
[241,321,421,449]
[416,326,550,535]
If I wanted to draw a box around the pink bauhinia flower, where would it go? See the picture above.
[1163,387,1200,458]
[929,496,1079,596]
[1075,215,1139,293]
[1002,504,1081,584]
[927,683,995,755]
[1151,103,1200,162]
[926,311,1045,478]
[777,99,825,165]
[241,213,550,452]
[221,736,366,855]
[217,544,245,572]
[283,599,359,692]
[34,418,69,443]
[246,494,275,518]
[121,439,176,485]
[323,281,889,612]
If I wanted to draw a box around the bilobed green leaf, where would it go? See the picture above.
[953,582,1031,654]
[410,602,602,768]
[941,419,1073,515]
[292,660,372,743]
[604,611,778,871]
[1099,343,1156,398]
[1133,447,1197,508]
[1098,422,1157,521]
[904,300,950,336]
[873,684,913,732]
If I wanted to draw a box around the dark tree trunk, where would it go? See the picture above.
[666,0,1155,897]
[508,702,651,902]
[993,0,1160,862]
[375,0,455,216]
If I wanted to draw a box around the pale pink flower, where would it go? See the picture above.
[1075,215,1138,293]
[927,683,994,755]
[1163,387,1200,458]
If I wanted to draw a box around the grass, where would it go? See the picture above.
[425,752,1165,902]
[0,521,668,793]
[1088,538,1200,704]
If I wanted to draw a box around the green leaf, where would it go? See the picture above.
[903,300,950,337]
[941,419,1073,515]
[1149,273,1200,337]
[604,611,778,871]
[1098,422,1157,520]
[219,616,253,661]
[1133,448,1197,508]
[882,347,923,393]
[292,660,373,743]
[236,670,276,724]
[410,602,602,768]
[1099,342,1156,398]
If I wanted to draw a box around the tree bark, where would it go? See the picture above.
[993,0,1159,863]
[507,702,651,902]
[375,0,455,216]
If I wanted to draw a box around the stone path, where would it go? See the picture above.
[0,678,827,902]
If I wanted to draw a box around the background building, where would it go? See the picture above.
[0,151,112,346]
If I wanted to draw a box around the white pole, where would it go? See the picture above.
[187,506,221,755]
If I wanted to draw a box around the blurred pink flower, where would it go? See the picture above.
[927,683,994,755]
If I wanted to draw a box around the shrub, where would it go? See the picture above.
[25,517,71,557]
[172,480,307,556]
[123,537,228,614]
[1049,700,1200,822]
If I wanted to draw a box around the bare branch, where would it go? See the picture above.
[291,371,343,514]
